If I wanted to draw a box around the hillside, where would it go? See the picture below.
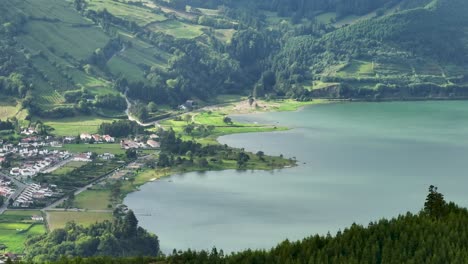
[271,0,468,99]
[0,0,468,125]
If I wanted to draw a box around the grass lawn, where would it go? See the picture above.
[0,224,46,253]
[0,96,19,119]
[73,189,112,210]
[337,60,375,77]
[47,211,113,231]
[43,116,115,136]
[0,210,46,253]
[2,210,43,220]
[58,143,125,155]
[107,56,147,82]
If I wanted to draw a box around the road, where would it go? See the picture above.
[124,92,161,127]
[41,157,73,174]
[0,172,27,215]
[43,164,125,211]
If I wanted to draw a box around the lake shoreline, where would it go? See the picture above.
[120,99,329,204]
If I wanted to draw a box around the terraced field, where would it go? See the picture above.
[87,0,167,26]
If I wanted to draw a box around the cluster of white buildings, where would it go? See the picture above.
[13,184,54,207]
[80,133,115,143]
[120,137,161,149]
[99,153,115,160]
[9,152,70,178]
[0,179,14,197]
[20,127,38,136]
[73,152,93,162]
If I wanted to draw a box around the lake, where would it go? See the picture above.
[125,101,468,253]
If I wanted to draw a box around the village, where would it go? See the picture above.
[0,128,161,209]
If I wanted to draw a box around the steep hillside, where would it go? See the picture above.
[271,0,468,99]
[1,0,468,125]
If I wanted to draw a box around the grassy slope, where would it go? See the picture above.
[86,0,167,26]
[303,0,468,92]
[42,116,116,136]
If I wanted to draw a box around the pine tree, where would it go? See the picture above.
[424,185,447,219]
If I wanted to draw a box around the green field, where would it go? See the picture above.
[51,161,87,175]
[43,116,116,136]
[316,12,337,24]
[147,20,206,39]
[107,56,147,82]
[58,143,125,155]
[24,21,109,60]
[87,0,167,26]
[47,211,113,231]
[0,210,46,253]
[337,60,375,77]
[0,96,20,119]
[73,189,112,210]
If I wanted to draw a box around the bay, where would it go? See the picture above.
[125,101,468,253]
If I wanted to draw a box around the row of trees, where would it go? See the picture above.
[98,120,143,137]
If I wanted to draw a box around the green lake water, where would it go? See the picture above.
[125,101,468,253]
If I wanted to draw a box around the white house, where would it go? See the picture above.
[104,135,115,143]
[147,140,160,148]
[10,168,20,176]
[80,133,92,140]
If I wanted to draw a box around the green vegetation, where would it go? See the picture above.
[73,189,112,210]
[0,0,467,130]
[51,161,87,175]
[43,116,116,136]
[17,186,468,264]
[36,160,122,191]
[86,0,167,26]
[147,20,206,39]
[58,144,126,155]
[46,211,113,231]
[0,210,46,253]
[25,211,158,262]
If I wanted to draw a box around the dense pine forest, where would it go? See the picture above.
[16,186,468,264]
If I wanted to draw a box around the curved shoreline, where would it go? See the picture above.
[120,99,328,203]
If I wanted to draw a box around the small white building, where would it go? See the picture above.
[147,140,160,148]
[10,168,20,176]
[99,152,115,160]
[80,133,92,140]
[104,135,115,143]
[31,215,44,221]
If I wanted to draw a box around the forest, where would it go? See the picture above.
[23,210,159,263]
[17,186,468,264]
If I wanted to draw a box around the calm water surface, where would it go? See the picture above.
[125,101,468,253]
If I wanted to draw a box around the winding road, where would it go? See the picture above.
[124,91,161,127]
